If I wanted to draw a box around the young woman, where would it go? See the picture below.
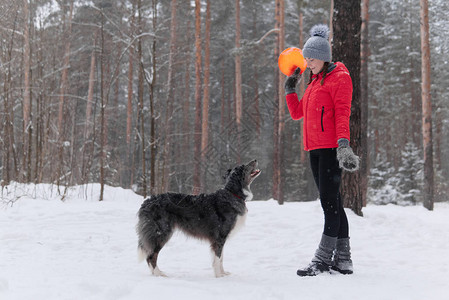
[284,24,359,276]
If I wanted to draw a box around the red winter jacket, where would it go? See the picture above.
[286,62,352,151]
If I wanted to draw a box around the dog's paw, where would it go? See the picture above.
[215,271,231,278]
[152,267,168,277]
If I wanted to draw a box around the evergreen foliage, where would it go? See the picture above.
[0,0,447,204]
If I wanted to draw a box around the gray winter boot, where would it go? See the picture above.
[297,234,337,277]
[332,237,353,274]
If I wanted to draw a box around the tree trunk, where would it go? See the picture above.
[82,38,96,184]
[149,0,158,195]
[3,12,19,184]
[220,60,227,131]
[360,0,370,207]
[193,0,202,194]
[329,0,334,51]
[435,108,441,171]
[68,94,78,185]
[127,2,135,188]
[235,0,242,163]
[419,0,434,211]
[273,0,284,204]
[35,40,43,183]
[22,0,32,183]
[161,0,178,192]
[200,0,211,185]
[112,42,121,151]
[99,11,106,201]
[297,1,306,164]
[86,44,97,132]
[126,3,135,147]
[272,0,280,202]
[333,0,363,216]
[135,0,147,197]
[278,0,285,203]
[56,1,73,187]
[183,20,192,188]
[251,15,261,138]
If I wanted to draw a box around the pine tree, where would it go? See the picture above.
[333,0,364,215]
[397,142,423,205]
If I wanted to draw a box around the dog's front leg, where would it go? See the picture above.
[212,242,230,277]
[213,254,229,277]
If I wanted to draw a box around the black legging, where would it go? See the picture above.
[309,148,349,238]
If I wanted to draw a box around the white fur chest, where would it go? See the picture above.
[229,208,247,238]
[243,188,253,201]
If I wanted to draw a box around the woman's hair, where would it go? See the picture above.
[307,62,330,86]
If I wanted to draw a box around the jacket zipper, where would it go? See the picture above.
[303,89,310,150]
[321,106,325,132]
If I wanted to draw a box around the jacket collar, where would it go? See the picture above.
[312,62,336,79]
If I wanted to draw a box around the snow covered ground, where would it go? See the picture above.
[1,183,448,300]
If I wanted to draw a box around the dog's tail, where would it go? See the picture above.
[137,243,147,263]
[136,214,148,263]
[137,198,150,263]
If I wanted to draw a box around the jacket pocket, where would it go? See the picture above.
[321,106,325,132]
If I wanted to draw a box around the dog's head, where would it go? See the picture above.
[224,160,261,200]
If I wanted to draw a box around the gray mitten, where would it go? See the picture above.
[284,68,302,94]
[336,138,359,172]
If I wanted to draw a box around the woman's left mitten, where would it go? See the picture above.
[337,139,360,172]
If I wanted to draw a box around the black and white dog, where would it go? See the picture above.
[136,160,261,277]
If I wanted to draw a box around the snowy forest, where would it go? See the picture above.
[0,0,448,212]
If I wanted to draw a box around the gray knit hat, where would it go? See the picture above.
[302,24,331,62]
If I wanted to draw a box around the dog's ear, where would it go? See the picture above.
[223,168,232,180]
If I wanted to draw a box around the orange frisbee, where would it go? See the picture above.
[278,47,307,76]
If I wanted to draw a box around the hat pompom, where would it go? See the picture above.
[309,24,329,40]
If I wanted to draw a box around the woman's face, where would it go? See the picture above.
[305,58,325,75]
